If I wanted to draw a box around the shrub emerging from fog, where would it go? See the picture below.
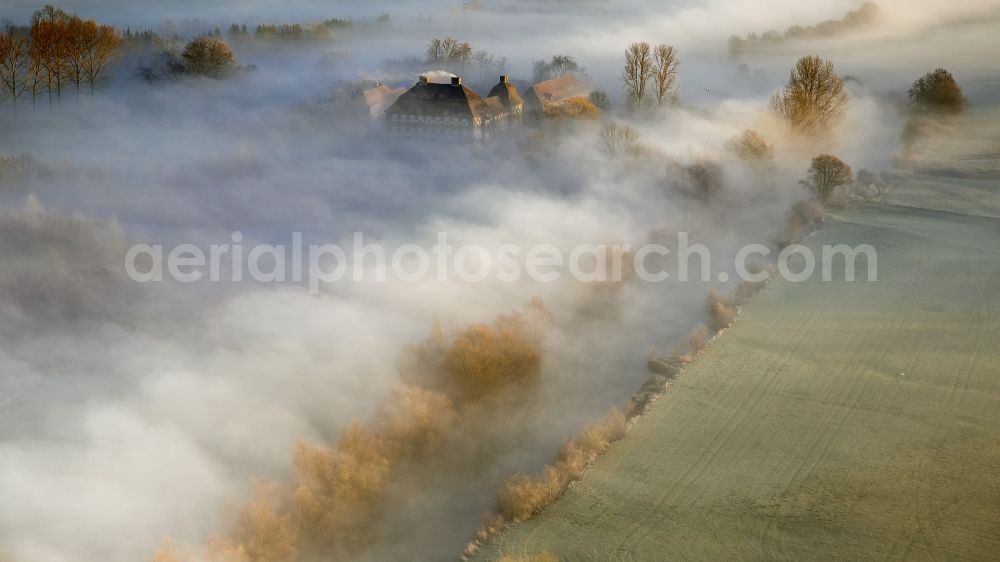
[681,160,726,203]
[193,303,549,561]
[687,324,710,356]
[908,68,966,115]
[598,121,640,157]
[853,169,892,202]
[543,96,600,121]
[588,89,611,112]
[407,299,550,403]
[727,129,774,163]
[206,384,458,562]
[494,409,627,523]
[181,36,237,78]
[532,54,585,84]
[780,199,825,247]
[801,154,853,202]
[706,289,736,332]
[771,55,847,135]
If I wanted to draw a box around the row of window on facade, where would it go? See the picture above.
[391,114,473,126]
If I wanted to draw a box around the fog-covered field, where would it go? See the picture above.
[1,1,998,561]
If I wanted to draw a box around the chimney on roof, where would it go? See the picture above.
[418,75,428,84]
[500,74,509,83]
[451,76,462,87]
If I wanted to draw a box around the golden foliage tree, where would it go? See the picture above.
[542,96,600,120]
[2,8,120,110]
[407,299,550,403]
[771,55,847,134]
[165,303,547,562]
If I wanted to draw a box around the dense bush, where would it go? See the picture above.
[706,289,736,332]
[542,96,600,120]
[181,36,237,78]
[494,409,627,523]
[779,199,825,247]
[727,129,774,162]
[908,68,966,115]
[407,300,550,403]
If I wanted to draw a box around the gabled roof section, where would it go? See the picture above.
[487,76,524,108]
[529,75,589,105]
[362,84,406,109]
[386,80,488,118]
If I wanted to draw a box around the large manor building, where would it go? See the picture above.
[383,74,524,139]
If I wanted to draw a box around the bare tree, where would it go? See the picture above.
[622,42,654,109]
[652,44,678,106]
[599,121,639,157]
[532,55,583,83]
[25,43,45,110]
[771,55,847,134]
[0,29,30,113]
[426,37,473,66]
[801,154,853,202]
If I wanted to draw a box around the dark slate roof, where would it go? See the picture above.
[487,80,524,108]
[386,81,493,119]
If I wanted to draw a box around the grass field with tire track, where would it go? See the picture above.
[477,137,1000,561]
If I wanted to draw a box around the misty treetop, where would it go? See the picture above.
[908,68,966,115]
[771,55,848,135]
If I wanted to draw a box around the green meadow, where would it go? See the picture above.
[479,129,1000,561]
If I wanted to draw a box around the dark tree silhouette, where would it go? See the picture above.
[181,36,237,78]
[802,154,853,202]
[908,68,966,114]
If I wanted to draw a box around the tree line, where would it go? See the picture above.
[0,5,121,113]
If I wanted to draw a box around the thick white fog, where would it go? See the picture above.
[1,0,998,560]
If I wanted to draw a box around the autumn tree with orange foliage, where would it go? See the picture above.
[406,299,550,402]
[0,6,121,111]
[152,302,551,562]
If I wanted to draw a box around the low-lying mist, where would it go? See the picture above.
[1,0,996,560]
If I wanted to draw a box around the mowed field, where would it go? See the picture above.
[479,132,1000,560]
